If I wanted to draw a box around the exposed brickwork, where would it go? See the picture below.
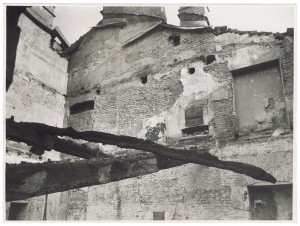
[6,7,294,221]
[280,37,294,128]
[64,22,293,220]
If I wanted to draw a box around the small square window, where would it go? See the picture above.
[153,211,165,220]
[69,100,94,115]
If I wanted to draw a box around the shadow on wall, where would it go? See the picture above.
[6,6,28,91]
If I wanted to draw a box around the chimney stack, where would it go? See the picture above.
[178,6,209,27]
[101,6,167,23]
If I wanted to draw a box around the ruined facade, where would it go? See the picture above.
[6,6,72,220]
[6,6,294,220]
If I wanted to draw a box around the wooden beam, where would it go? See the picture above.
[6,118,276,184]
[6,118,109,159]
[6,153,165,201]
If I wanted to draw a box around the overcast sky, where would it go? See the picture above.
[53,5,294,45]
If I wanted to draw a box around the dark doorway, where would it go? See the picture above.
[8,202,28,220]
[248,184,292,220]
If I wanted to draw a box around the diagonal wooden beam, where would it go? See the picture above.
[6,118,276,184]
[6,118,109,159]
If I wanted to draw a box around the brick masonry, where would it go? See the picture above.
[63,18,294,220]
[6,7,294,221]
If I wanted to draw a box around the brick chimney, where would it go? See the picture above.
[178,6,209,27]
[101,6,167,23]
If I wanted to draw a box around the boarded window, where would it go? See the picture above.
[232,60,288,134]
[69,100,94,115]
[185,106,204,127]
[153,211,165,220]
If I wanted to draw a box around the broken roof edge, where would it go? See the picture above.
[91,18,127,29]
[62,22,294,58]
[24,7,53,34]
[24,8,70,49]
[122,23,213,47]
[160,23,210,30]
[212,26,294,39]
[122,21,163,47]
[53,26,70,47]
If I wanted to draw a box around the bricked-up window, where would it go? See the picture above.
[185,106,204,127]
[153,211,165,220]
[232,60,288,134]
[69,100,94,115]
[182,105,209,136]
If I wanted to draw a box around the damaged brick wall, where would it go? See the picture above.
[280,37,294,129]
[6,6,292,220]
[64,15,294,220]
[6,8,69,220]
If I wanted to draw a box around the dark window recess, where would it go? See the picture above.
[183,106,208,136]
[153,211,165,220]
[168,35,180,46]
[206,55,216,65]
[140,75,147,84]
[69,100,94,115]
[182,125,209,136]
[188,67,195,74]
[196,55,216,65]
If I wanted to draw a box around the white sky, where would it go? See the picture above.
[53,5,295,45]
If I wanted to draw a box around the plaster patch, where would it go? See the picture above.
[164,62,222,139]
[138,112,167,143]
[177,50,196,61]
[180,62,219,98]
[228,46,281,71]
[215,44,222,52]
